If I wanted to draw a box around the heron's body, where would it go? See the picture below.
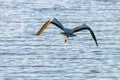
[60,32,76,37]
[36,18,98,46]
[60,28,76,37]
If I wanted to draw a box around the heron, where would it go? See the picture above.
[36,18,98,46]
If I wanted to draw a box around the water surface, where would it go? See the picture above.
[0,0,120,79]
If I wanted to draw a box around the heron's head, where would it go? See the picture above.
[64,36,68,43]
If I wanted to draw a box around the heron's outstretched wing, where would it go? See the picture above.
[72,23,98,46]
[36,18,65,36]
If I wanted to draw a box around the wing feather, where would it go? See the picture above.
[36,18,65,36]
[72,24,98,46]
[36,20,51,36]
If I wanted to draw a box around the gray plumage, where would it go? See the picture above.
[36,18,98,46]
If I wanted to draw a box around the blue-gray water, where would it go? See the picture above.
[0,0,120,80]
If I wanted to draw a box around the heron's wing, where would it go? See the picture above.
[36,18,65,36]
[72,24,98,46]
[51,18,65,31]
[36,19,51,36]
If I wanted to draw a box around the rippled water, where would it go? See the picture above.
[0,0,120,79]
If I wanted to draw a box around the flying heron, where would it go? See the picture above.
[36,18,98,46]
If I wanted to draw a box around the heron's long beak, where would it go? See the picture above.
[64,36,68,43]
